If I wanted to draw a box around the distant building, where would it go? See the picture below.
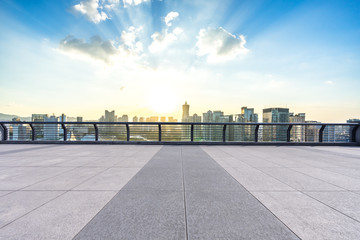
[202,110,234,141]
[234,107,258,141]
[11,118,27,140]
[160,116,166,122]
[289,113,306,142]
[263,108,289,141]
[31,114,48,139]
[105,110,116,122]
[139,117,145,122]
[44,115,59,140]
[168,117,177,122]
[133,116,139,122]
[182,101,190,122]
[147,116,158,122]
[188,114,202,140]
[118,115,129,122]
[59,114,66,122]
[77,117,83,122]
[305,121,320,142]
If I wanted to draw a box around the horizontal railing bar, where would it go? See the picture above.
[0,121,359,126]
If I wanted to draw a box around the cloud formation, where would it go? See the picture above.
[120,26,143,54]
[123,0,149,7]
[59,35,118,63]
[196,27,248,63]
[73,0,108,24]
[165,12,179,26]
[149,27,183,53]
[73,0,149,23]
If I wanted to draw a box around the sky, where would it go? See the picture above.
[0,0,359,122]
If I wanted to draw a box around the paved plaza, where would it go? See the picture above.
[0,144,360,239]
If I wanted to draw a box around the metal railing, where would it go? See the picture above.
[0,121,359,145]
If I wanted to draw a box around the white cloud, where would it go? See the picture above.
[73,0,108,24]
[120,26,143,54]
[196,27,249,63]
[165,12,179,26]
[59,35,118,63]
[149,27,183,53]
[123,0,149,7]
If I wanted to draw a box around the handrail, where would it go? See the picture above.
[1,121,359,144]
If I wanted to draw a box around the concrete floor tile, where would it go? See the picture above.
[122,167,183,191]
[258,167,344,191]
[305,191,360,222]
[184,168,246,192]
[24,167,105,190]
[74,167,141,190]
[74,190,186,240]
[253,191,360,240]
[0,167,75,190]
[0,191,117,240]
[186,191,299,240]
[0,190,64,228]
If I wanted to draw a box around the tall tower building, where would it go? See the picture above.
[182,101,190,122]
[263,108,289,141]
[289,113,306,142]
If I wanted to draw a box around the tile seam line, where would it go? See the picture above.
[71,145,164,240]
[221,147,352,192]
[217,147,360,230]
[180,146,189,240]
[0,161,115,230]
[203,146,302,240]
[0,146,159,231]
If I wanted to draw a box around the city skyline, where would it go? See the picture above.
[1,0,360,122]
[2,101,358,124]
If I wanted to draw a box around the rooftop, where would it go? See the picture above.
[0,144,360,239]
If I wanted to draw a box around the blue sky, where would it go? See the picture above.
[0,0,359,122]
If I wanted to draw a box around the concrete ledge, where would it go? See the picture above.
[0,141,358,146]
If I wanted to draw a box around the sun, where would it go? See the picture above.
[146,87,178,114]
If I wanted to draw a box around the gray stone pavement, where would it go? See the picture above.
[0,144,360,239]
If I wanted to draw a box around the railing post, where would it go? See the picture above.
[94,124,98,141]
[126,124,130,142]
[319,125,326,143]
[0,124,7,141]
[287,125,293,142]
[191,124,194,142]
[158,124,162,142]
[61,124,67,141]
[29,124,35,141]
[351,125,359,143]
[255,125,259,142]
[223,124,227,142]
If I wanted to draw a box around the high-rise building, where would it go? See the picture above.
[31,114,48,139]
[104,110,116,122]
[182,101,190,122]
[263,108,289,141]
[118,115,129,122]
[77,117,83,122]
[289,113,306,142]
[305,121,320,142]
[235,107,258,141]
[133,116,139,122]
[11,118,27,140]
[44,115,59,140]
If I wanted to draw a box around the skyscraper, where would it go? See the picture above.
[44,115,59,140]
[182,101,190,122]
[289,113,306,142]
[263,108,289,141]
[235,107,258,141]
